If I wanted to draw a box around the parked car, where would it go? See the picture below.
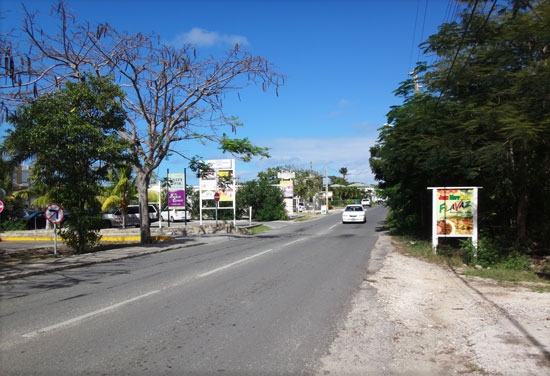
[126,204,159,222]
[342,204,366,224]
[160,208,191,222]
[24,209,70,229]
[361,197,372,208]
[23,210,47,230]
[297,202,306,213]
[102,209,140,228]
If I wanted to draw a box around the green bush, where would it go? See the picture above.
[236,180,287,221]
[497,254,531,271]
[60,212,103,253]
[0,219,26,231]
[460,238,500,267]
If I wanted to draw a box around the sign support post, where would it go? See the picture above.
[45,203,64,258]
[53,223,58,257]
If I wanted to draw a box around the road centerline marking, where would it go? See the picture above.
[283,238,306,247]
[198,249,274,278]
[22,290,160,338]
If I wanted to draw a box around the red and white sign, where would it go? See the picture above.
[45,203,65,224]
[0,200,3,213]
[214,192,220,202]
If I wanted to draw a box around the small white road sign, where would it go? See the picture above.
[45,203,65,224]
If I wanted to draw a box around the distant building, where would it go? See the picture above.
[13,165,30,191]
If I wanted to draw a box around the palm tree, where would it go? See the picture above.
[100,165,137,228]
[339,167,348,181]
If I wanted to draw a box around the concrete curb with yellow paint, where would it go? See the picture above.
[0,235,174,242]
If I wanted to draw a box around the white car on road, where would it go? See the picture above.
[361,197,372,208]
[160,209,191,222]
[342,204,366,224]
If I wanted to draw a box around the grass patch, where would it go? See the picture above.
[294,215,316,222]
[247,225,272,235]
[464,268,550,291]
[394,237,550,291]
[394,237,464,267]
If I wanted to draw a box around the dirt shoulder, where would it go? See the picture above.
[319,235,550,376]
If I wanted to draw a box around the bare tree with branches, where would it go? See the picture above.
[1,1,284,242]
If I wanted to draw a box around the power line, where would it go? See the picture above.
[408,0,422,73]
[435,0,481,107]
[416,0,430,63]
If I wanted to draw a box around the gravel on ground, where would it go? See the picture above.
[319,235,550,376]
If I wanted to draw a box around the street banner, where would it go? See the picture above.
[168,172,186,209]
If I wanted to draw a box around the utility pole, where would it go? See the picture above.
[409,70,422,93]
[325,165,329,213]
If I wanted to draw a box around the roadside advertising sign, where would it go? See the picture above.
[168,172,186,209]
[199,159,236,226]
[206,159,233,169]
[428,187,480,254]
[280,180,294,198]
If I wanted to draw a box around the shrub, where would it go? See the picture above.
[60,212,103,253]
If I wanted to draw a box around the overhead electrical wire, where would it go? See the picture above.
[435,0,481,107]
[408,0,422,73]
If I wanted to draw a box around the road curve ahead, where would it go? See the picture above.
[1,206,388,375]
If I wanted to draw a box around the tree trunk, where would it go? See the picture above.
[516,188,529,242]
[135,170,152,243]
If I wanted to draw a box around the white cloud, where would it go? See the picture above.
[338,99,355,107]
[168,27,249,48]
[251,137,378,183]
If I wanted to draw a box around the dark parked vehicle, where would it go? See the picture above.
[24,210,47,230]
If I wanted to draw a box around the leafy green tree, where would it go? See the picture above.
[3,75,131,252]
[370,0,550,249]
[3,1,283,243]
[236,179,287,221]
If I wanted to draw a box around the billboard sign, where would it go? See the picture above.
[429,187,480,253]
[168,173,186,209]
[280,180,294,198]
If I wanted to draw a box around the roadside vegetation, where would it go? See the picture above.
[245,225,272,235]
[395,237,550,292]
[370,1,550,268]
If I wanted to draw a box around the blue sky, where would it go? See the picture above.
[2,0,461,186]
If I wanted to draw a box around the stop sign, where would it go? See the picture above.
[214,192,220,202]
[0,200,3,213]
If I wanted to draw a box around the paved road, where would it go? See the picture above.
[1,206,388,374]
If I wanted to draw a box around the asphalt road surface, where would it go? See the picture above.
[1,206,388,375]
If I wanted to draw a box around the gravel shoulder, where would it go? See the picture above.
[319,235,550,375]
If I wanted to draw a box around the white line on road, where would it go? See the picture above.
[329,224,338,230]
[198,249,274,278]
[283,238,306,247]
[22,290,160,338]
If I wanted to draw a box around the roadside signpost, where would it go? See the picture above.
[45,203,65,257]
[214,192,220,226]
[199,159,236,227]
